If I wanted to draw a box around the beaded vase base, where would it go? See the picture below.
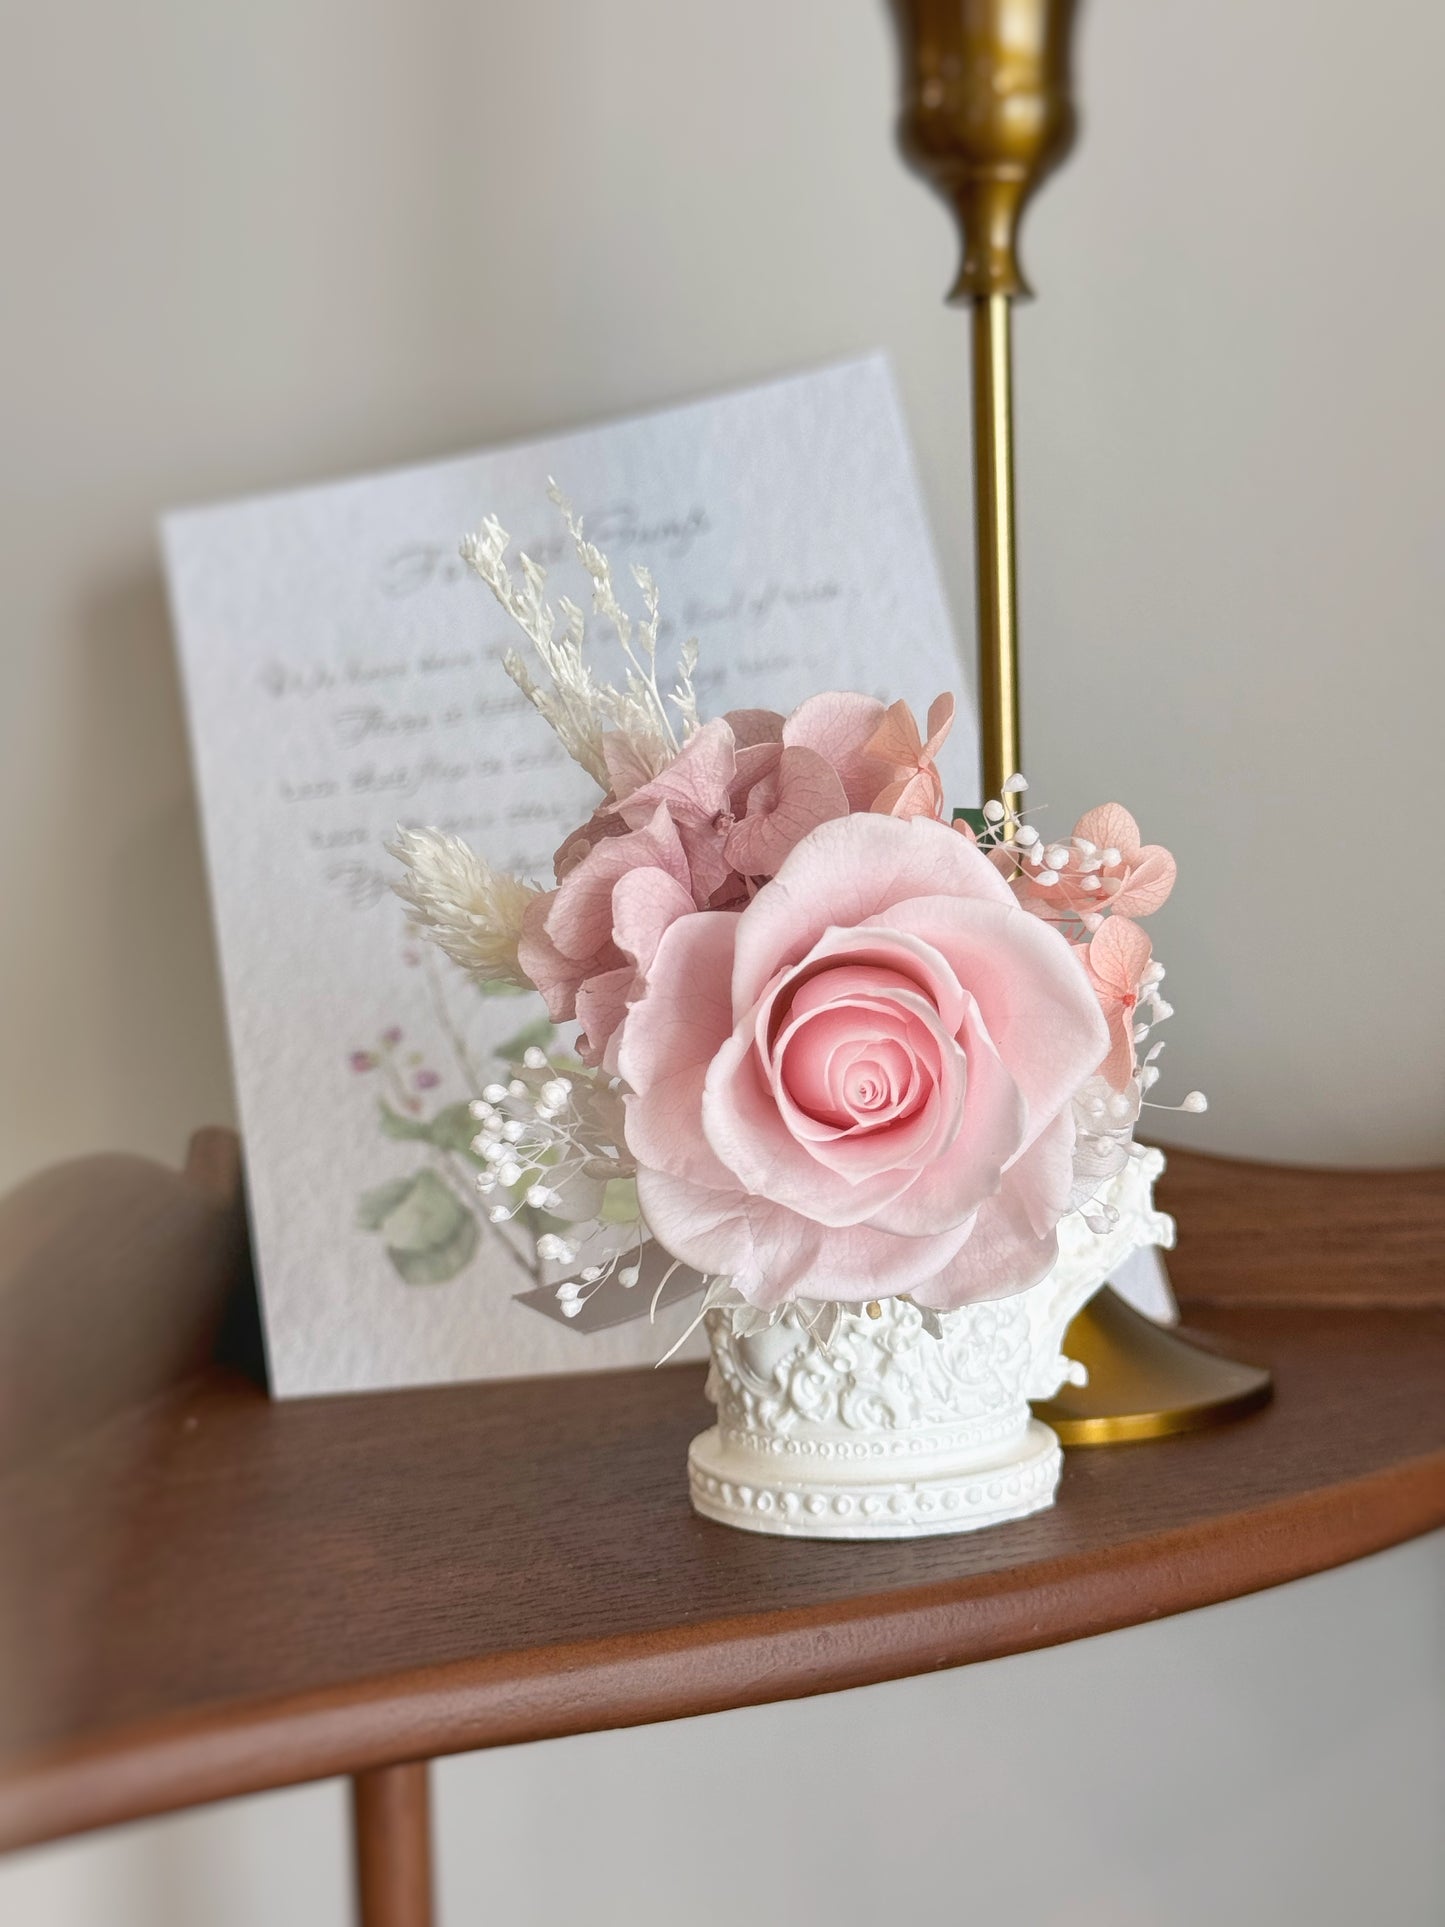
[688,1149,1173,1540]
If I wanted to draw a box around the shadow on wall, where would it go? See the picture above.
[66,568,233,1158]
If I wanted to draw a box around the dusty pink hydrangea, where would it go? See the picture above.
[520,694,891,1065]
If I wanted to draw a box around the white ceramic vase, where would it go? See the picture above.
[688,1147,1173,1539]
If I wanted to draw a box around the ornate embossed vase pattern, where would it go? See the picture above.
[688,1150,1173,1539]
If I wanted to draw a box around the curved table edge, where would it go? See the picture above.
[4,1441,1442,1854]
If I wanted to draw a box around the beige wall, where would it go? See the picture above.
[3,0,1442,1189]
[3,0,1442,1920]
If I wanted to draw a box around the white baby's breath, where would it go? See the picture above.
[387,824,539,987]
[460,482,700,789]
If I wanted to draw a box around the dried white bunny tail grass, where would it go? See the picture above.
[387,825,539,988]
[459,486,701,788]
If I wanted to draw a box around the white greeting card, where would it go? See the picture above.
[163,357,975,1396]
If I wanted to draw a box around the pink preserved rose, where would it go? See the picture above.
[618,812,1108,1308]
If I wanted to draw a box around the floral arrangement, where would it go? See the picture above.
[390,487,1201,1350]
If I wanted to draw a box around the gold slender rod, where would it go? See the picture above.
[895,0,1272,1443]
[971,293,1022,814]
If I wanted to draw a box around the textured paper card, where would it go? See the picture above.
[163,357,974,1396]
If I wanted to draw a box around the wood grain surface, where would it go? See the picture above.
[1157,1147,1445,1307]
[0,1136,1441,1853]
[2,1301,1441,1852]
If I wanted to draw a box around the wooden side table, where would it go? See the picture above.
[1,1131,1441,1926]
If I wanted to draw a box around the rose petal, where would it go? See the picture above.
[866,894,1109,1151]
[1008,1109,1077,1237]
[731,815,1015,1011]
[861,994,1026,1237]
[615,804,1118,1314]
[702,1013,935,1227]
[910,1166,1062,1308]
[768,993,957,1177]
[769,926,970,1038]
[635,1165,974,1304]
[617,912,740,1195]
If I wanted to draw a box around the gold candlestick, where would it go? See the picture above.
[897,0,1076,814]
[894,0,1271,1441]
[972,292,1021,814]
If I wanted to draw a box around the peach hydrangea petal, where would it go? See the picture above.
[870,767,942,820]
[865,697,926,772]
[865,693,954,820]
[1087,915,1153,997]
[1108,845,1177,918]
[1086,917,1153,1089]
[1074,801,1142,857]
[1021,801,1176,923]
[923,691,955,752]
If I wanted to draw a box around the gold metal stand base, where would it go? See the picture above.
[1032,1286,1273,1445]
